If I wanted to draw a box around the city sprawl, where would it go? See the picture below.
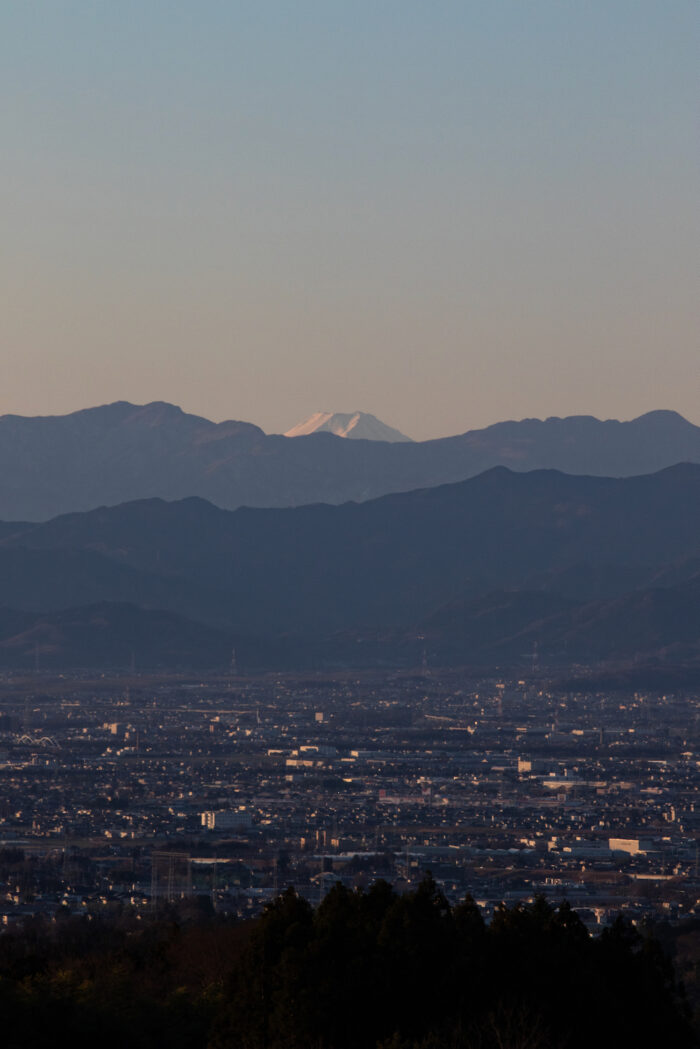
[1,668,699,932]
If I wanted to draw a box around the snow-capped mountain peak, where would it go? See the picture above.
[284,411,412,442]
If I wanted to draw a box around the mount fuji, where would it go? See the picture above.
[284,411,412,442]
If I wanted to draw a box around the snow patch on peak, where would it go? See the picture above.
[285,411,412,442]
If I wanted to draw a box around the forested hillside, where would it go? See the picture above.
[0,877,694,1048]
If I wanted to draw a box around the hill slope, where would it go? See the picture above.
[1,464,699,668]
[0,603,238,670]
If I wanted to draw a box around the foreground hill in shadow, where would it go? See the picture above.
[0,880,694,1048]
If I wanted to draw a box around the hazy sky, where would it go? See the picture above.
[2,2,697,439]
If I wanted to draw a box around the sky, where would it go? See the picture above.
[1,1,697,440]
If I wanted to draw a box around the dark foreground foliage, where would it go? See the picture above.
[0,879,695,1049]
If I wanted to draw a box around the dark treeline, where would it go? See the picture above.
[0,878,695,1048]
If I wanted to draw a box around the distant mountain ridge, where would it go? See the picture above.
[1,463,699,670]
[1,402,699,520]
[285,411,412,442]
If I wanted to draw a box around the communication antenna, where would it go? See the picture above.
[151,851,192,907]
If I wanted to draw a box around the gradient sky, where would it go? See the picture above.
[2,2,697,439]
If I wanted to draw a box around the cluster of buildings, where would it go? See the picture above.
[0,668,698,930]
